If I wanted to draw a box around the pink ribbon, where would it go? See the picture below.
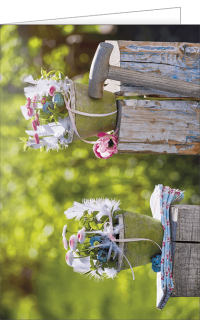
[63,94,117,145]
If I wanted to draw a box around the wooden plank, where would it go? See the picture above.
[105,40,200,155]
[118,142,200,155]
[170,205,200,297]
[170,205,200,242]
[118,98,200,154]
[171,243,200,297]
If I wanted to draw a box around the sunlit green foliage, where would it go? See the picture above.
[1,25,199,320]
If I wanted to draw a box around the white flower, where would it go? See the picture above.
[69,234,78,251]
[62,225,67,237]
[77,228,86,244]
[66,250,74,266]
[63,237,68,250]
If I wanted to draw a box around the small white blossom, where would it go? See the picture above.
[77,228,86,244]
[66,250,74,266]
[63,237,68,250]
[62,225,67,237]
[69,234,78,251]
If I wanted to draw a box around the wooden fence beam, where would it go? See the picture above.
[105,41,200,155]
[170,205,200,297]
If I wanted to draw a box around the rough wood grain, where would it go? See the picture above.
[105,41,200,154]
[170,205,200,242]
[171,243,200,297]
[170,205,200,297]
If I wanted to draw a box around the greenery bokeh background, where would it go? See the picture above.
[1,25,199,320]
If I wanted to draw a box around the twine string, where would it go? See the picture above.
[104,207,162,280]
[63,94,117,145]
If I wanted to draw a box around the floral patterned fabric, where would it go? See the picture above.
[150,185,184,310]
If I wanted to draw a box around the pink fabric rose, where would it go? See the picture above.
[49,86,56,96]
[66,250,74,266]
[77,228,86,244]
[93,131,118,159]
[41,97,46,105]
[69,234,78,251]
[27,107,34,117]
[31,120,37,131]
[63,238,68,250]
[34,133,39,144]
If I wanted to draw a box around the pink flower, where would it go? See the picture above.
[33,95,37,108]
[34,133,39,144]
[35,114,40,126]
[69,234,77,251]
[63,238,68,250]
[31,120,37,131]
[66,250,74,266]
[27,107,34,117]
[49,86,56,96]
[93,131,118,159]
[41,97,46,105]
[26,97,31,108]
[77,228,86,244]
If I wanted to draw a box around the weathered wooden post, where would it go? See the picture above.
[170,205,200,297]
[90,41,200,155]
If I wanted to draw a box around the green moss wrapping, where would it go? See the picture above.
[120,211,164,269]
[73,83,117,140]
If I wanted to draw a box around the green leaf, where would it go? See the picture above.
[23,144,28,152]
[90,267,96,271]
[90,257,95,268]
[113,209,126,217]
[46,70,56,77]
[97,223,104,230]
[90,251,97,259]
[41,68,47,78]
[89,222,98,230]
[77,242,83,251]
[19,137,29,143]
[96,270,103,278]
[91,211,99,217]
[100,215,109,222]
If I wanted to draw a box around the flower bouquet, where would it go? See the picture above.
[20,69,118,158]
[62,199,163,280]
[62,185,184,310]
